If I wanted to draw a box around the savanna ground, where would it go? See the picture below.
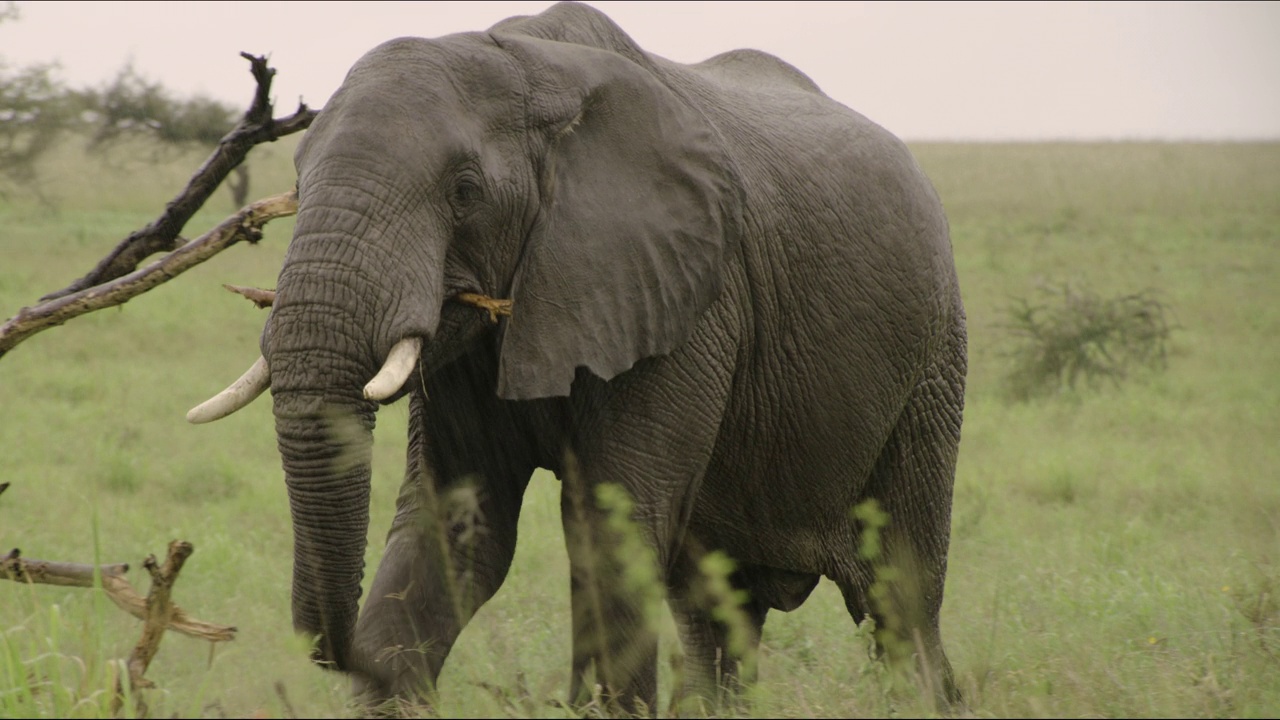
[1,136,1277,718]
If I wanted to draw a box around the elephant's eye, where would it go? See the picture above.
[450,178,483,214]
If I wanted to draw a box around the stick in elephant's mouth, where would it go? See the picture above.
[223,284,513,323]
[451,292,513,323]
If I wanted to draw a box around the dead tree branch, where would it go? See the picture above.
[0,191,297,359]
[39,53,316,303]
[112,541,195,717]
[1,547,236,643]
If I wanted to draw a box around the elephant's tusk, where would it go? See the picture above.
[186,356,270,424]
[363,337,423,401]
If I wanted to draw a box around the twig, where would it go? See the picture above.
[39,54,316,303]
[1,547,236,643]
[219,286,514,324]
[223,283,276,309]
[0,191,297,359]
[454,292,514,324]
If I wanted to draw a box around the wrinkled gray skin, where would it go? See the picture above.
[262,1,965,713]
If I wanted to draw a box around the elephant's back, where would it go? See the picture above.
[670,57,959,371]
[689,48,825,96]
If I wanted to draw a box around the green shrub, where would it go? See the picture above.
[1000,283,1174,401]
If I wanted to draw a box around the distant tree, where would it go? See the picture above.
[88,63,236,148]
[86,63,250,206]
[0,2,78,196]
[0,2,251,207]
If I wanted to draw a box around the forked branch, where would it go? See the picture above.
[39,53,316,303]
[1,546,236,643]
[111,541,195,716]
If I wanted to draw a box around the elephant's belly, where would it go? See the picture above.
[687,350,907,575]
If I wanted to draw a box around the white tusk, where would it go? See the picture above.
[186,357,271,424]
[363,337,423,401]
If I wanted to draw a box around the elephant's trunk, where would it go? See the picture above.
[275,396,373,669]
[266,176,443,670]
[265,245,386,671]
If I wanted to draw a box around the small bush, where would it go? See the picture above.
[1000,283,1174,401]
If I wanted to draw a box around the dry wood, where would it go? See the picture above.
[112,541,194,716]
[1,547,236,643]
[455,292,514,324]
[0,52,315,362]
[40,53,315,303]
[224,283,276,308]
[219,286,514,323]
[0,191,297,359]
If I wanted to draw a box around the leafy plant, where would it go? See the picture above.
[1000,283,1175,401]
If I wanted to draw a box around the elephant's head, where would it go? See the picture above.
[193,30,741,672]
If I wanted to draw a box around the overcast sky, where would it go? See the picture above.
[3,1,1278,141]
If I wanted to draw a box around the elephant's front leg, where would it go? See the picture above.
[561,466,661,716]
[352,390,529,704]
[560,461,660,712]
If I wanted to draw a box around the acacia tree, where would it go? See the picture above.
[0,3,77,198]
[0,2,251,207]
[85,62,251,207]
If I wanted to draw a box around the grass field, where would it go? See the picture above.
[1,136,1277,718]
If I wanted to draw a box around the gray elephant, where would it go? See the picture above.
[188,1,966,712]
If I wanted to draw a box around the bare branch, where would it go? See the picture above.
[38,53,316,303]
[3,547,129,585]
[0,191,297,359]
[1,547,236,643]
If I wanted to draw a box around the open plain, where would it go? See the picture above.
[2,138,1277,717]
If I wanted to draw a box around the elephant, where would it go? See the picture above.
[188,1,966,713]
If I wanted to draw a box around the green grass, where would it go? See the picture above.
[2,136,1278,717]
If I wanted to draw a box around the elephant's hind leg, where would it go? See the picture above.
[664,545,772,714]
[834,345,965,709]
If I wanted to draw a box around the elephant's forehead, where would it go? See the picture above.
[320,34,524,135]
[296,35,524,172]
[348,34,524,102]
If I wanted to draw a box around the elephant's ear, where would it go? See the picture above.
[495,36,742,400]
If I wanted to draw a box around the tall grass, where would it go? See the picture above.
[2,138,1278,717]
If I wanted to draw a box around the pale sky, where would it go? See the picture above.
[2,1,1278,141]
